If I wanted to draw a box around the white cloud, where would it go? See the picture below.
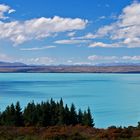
[88,55,117,61]
[122,56,140,61]
[94,1,140,48]
[31,57,54,65]
[0,4,15,19]
[8,9,15,14]
[89,42,120,48]
[0,16,88,45]
[88,55,140,61]
[84,33,96,39]
[94,15,107,22]
[99,16,106,19]
[54,39,89,44]
[67,32,76,37]
[67,60,73,63]
[73,62,91,65]
[20,57,55,65]
[0,52,55,65]
[20,45,56,51]
[0,53,14,62]
[72,33,96,40]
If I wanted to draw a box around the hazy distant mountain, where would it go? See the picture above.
[0,61,140,73]
[0,61,140,67]
[0,61,27,67]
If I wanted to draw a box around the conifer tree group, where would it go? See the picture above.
[0,99,94,127]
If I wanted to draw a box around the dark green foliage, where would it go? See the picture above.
[0,99,94,127]
[58,98,65,125]
[82,107,94,127]
[1,104,16,126]
[64,104,71,125]
[78,109,83,124]
[138,122,140,128]
[86,107,94,127]
[23,102,37,126]
[15,101,24,126]
[0,102,24,126]
[70,103,78,125]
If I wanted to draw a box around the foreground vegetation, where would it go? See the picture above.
[0,125,140,140]
[1,99,140,139]
[0,99,94,127]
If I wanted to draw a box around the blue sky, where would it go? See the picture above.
[0,0,140,65]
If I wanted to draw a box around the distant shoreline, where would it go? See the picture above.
[0,65,140,73]
[0,72,140,74]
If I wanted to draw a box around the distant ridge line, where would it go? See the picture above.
[0,62,140,73]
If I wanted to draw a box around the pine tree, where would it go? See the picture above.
[9,104,16,126]
[35,103,42,126]
[58,98,65,125]
[50,98,57,125]
[40,101,51,126]
[23,102,37,126]
[0,106,10,125]
[2,104,16,126]
[15,101,24,126]
[64,104,70,125]
[0,99,95,127]
[82,107,94,127]
[87,107,94,127]
[70,103,78,125]
[78,109,83,124]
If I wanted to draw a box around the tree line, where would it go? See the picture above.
[0,98,94,127]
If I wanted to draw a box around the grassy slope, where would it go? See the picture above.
[1,125,140,140]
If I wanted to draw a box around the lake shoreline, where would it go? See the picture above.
[0,65,140,73]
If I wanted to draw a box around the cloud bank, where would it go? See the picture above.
[88,55,140,61]
[0,15,88,45]
[89,1,140,48]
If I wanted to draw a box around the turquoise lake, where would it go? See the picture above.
[0,73,140,128]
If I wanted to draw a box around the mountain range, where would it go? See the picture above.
[0,61,140,73]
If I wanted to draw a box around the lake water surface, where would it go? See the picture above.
[0,73,140,128]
